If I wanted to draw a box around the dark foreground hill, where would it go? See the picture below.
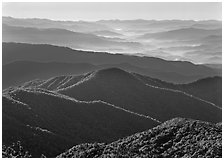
[3,87,158,157]
[58,118,222,158]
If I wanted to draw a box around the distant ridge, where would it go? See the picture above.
[139,27,221,40]
[2,24,142,53]
[3,42,219,84]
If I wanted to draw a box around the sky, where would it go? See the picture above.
[2,2,222,21]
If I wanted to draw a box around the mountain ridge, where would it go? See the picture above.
[14,67,221,123]
[3,87,159,157]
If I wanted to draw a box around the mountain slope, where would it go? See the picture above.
[58,68,221,123]
[178,77,222,107]
[3,87,159,157]
[58,118,222,158]
[21,68,221,108]
[3,43,219,83]
[134,74,222,107]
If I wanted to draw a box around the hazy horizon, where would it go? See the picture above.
[3,2,222,21]
[3,15,222,22]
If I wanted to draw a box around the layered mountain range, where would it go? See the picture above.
[2,17,222,158]
[3,17,222,64]
[2,42,221,88]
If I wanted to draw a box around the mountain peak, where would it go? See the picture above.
[96,67,129,75]
[92,67,140,83]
